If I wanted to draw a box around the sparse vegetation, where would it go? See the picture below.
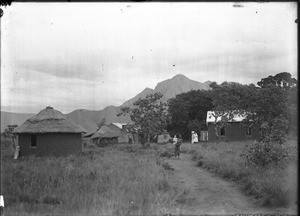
[2,144,180,215]
[187,141,298,207]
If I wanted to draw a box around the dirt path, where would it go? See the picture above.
[165,154,296,215]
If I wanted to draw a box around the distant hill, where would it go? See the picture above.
[1,111,34,132]
[1,74,211,133]
[121,87,155,107]
[66,106,130,134]
[122,74,211,106]
[154,74,211,102]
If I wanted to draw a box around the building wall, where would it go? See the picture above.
[97,137,118,147]
[18,133,82,157]
[207,122,259,142]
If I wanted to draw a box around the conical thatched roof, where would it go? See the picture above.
[13,106,87,134]
[91,125,119,139]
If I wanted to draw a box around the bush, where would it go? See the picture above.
[162,162,174,171]
[242,115,293,167]
[242,141,292,167]
[158,144,174,158]
[262,115,289,145]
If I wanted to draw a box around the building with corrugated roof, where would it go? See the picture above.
[206,110,259,142]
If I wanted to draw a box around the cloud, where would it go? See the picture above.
[1,2,297,113]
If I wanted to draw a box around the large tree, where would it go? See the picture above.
[117,92,169,145]
[257,72,297,90]
[209,82,252,141]
[255,72,298,140]
[167,90,213,140]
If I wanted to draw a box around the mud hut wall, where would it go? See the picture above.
[18,133,82,157]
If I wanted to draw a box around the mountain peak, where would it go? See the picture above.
[142,87,154,92]
[172,74,189,80]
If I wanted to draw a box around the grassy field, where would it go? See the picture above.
[1,139,297,214]
[180,141,298,207]
[1,143,181,215]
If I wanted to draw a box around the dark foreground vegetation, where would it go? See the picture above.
[180,141,298,208]
[2,144,180,215]
[1,139,298,215]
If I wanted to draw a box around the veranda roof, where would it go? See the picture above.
[13,106,87,134]
[111,123,127,129]
[206,110,247,124]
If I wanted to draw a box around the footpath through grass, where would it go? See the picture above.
[180,141,298,208]
[2,144,179,215]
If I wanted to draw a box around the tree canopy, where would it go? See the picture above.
[117,72,297,144]
[167,90,213,140]
[2,124,18,149]
[257,72,297,90]
[118,92,169,144]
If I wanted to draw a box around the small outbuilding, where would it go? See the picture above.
[90,125,119,147]
[157,130,171,144]
[13,106,87,157]
[107,123,130,143]
[206,110,259,142]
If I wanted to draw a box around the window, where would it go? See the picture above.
[246,127,252,136]
[31,135,37,148]
[220,127,226,136]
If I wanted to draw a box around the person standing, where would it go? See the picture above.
[174,134,183,159]
[191,131,195,144]
[172,135,178,145]
[191,131,199,144]
[194,132,198,143]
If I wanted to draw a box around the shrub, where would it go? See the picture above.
[241,141,291,167]
[162,162,174,171]
[158,145,174,158]
[43,196,61,205]
[262,115,289,145]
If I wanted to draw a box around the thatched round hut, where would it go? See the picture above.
[13,106,87,157]
[90,125,119,147]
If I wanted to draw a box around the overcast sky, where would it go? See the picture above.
[1,2,297,114]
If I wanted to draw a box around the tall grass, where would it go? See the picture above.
[2,144,180,215]
[184,141,298,207]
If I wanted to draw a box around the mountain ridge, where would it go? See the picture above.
[1,74,212,133]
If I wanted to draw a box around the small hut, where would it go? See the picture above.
[107,123,130,143]
[13,106,87,157]
[90,125,119,147]
[157,130,171,144]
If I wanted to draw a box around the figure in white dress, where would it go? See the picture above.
[172,135,178,145]
[191,131,198,144]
